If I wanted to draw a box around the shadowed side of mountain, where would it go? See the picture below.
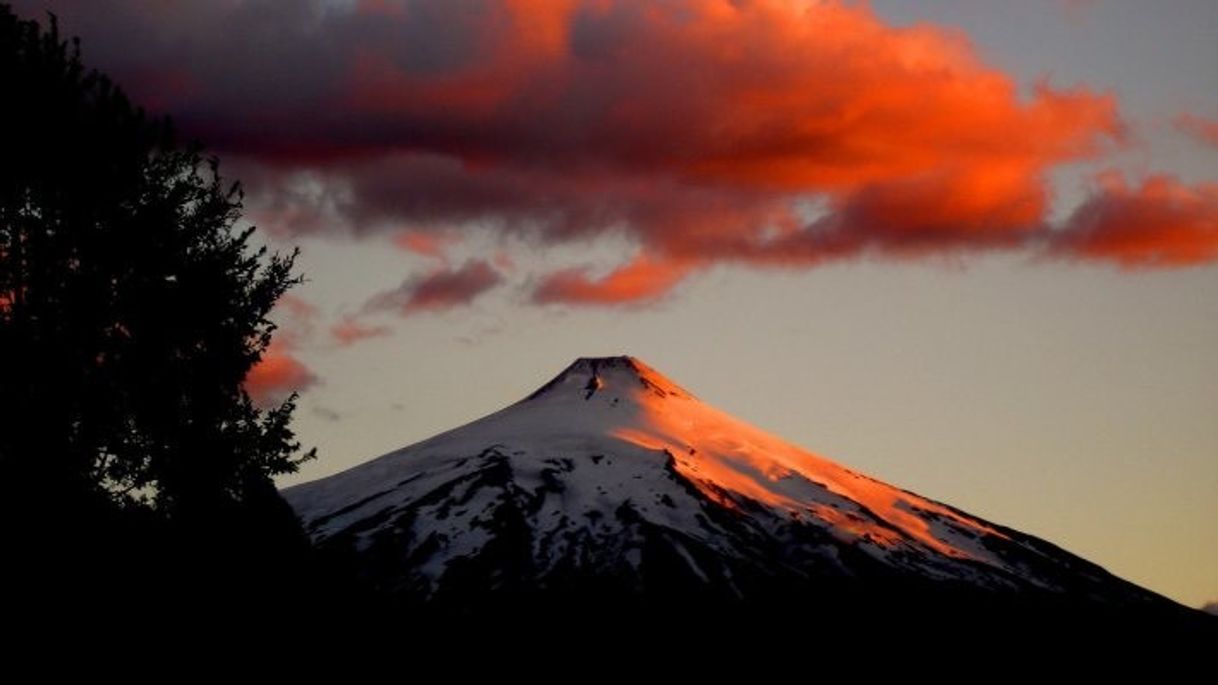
[287,561,1217,664]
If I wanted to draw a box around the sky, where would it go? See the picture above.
[11,0,1216,608]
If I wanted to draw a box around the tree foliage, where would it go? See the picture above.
[0,3,313,555]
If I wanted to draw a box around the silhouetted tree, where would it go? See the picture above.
[0,5,314,616]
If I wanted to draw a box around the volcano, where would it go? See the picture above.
[284,356,1196,633]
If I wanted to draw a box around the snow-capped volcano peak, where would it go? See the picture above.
[524,355,693,404]
[284,356,1161,608]
[523,355,1006,562]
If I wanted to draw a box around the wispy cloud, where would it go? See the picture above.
[1175,113,1218,149]
[393,230,453,259]
[311,406,342,422]
[365,260,503,315]
[331,316,392,346]
[533,255,691,305]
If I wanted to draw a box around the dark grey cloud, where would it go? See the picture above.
[311,406,342,422]
[364,259,503,315]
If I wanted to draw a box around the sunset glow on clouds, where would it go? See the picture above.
[1175,113,1218,149]
[245,339,318,407]
[1053,173,1218,268]
[393,231,453,259]
[533,255,694,305]
[19,0,1218,313]
[331,317,392,346]
[244,294,319,406]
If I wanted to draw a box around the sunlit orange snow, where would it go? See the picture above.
[612,359,1006,558]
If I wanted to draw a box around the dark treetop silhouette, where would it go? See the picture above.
[0,5,314,620]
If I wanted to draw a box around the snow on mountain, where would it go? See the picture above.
[284,356,1160,606]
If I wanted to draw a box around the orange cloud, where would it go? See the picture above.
[244,339,318,408]
[1053,173,1218,267]
[242,294,321,406]
[1175,113,1218,148]
[331,316,392,346]
[534,255,692,305]
[327,0,1128,301]
[393,231,452,259]
[337,2,1119,186]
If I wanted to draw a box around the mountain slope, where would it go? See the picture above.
[285,356,1176,620]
